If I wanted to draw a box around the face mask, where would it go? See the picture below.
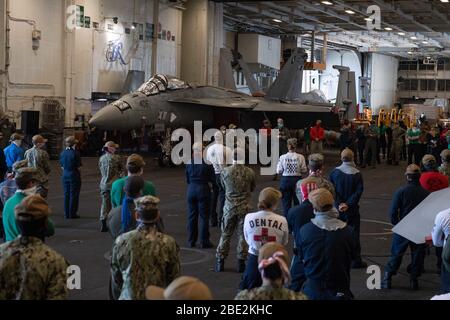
[277,123,283,129]
[14,140,22,147]
[22,186,37,196]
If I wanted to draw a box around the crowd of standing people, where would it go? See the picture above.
[0,115,449,300]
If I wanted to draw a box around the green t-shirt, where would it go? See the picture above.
[407,128,420,145]
[110,177,156,208]
[3,192,55,242]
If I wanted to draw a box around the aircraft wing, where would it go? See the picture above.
[392,187,450,244]
[168,97,258,109]
[168,97,332,113]
[253,100,332,113]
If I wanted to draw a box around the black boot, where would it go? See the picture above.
[410,279,419,290]
[237,259,246,273]
[215,258,224,272]
[100,219,108,233]
[381,272,392,289]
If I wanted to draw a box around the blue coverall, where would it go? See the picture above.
[299,222,356,300]
[384,181,430,280]
[329,163,364,266]
[287,199,315,292]
[185,162,215,246]
[60,147,82,219]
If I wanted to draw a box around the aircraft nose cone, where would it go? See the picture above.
[89,104,126,130]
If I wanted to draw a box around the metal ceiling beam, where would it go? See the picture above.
[223,14,280,34]
[372,0,435,33]
[224,2,315,31]
[262,2,345,32]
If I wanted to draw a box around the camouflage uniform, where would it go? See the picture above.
[99,153,123,220]
[235,285,308,300]
[111,224,180,300]
[390,126,406,164]
[24,147,51,198]
[216,164,256,260]
[0,236,69,300]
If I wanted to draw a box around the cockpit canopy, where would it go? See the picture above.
[137,74,190,96]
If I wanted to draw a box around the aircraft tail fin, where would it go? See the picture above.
[266,48,307,101]
[218,48,237,91]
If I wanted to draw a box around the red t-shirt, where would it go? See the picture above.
[419,172,449,193]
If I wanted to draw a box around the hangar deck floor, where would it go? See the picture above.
[4,151,443,300]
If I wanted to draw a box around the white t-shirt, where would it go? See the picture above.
[432,208,450,248]
[244,210,289,256]
[276,152,307,177]
[205,143,233,174]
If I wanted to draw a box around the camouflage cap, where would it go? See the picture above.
[126,154,146,168]
[134,195,160,223]
[341,148,354,161]
[12,160,28,173]
[10,133,24,141]
[441,149,450,162]
[228,124,237,129]
[146,276,213,300]
[15,167,39,182]
[309,188,334,212]
[65,136,78,146]
[422,154,436,167]
[15,194,51,221]
[405,164,421,175]
[32,135,48,145]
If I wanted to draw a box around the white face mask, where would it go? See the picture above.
[22,186,37,196]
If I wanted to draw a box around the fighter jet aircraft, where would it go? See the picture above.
[89,48,340,132]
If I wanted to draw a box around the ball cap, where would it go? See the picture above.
[258,187,282,209]
[422,154,436,166]
[126,154,146,168]
[10,133,24,141]
[32,135,48,144]
[341,148,354,161]
[15,194,51,221]
[309,153,324,163]
[12,160,28,173]
[134,195,160,223]
[309,188,334,212]
[441,149,450,161]
[15,167,39,182]
[104,141,119,149]
[65,136,78,146]
[405,164,421,175]
[258,242,289,265]
[146,276,213,300]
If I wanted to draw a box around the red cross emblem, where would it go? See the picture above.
[254,228,276,245]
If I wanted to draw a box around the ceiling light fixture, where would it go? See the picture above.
[422,41,428,44]
[273,18,282,23]
[321,1,333,5]
[384,27,393,31]
[407,51,413,54]
[440,0,449,3]
[397,32,405,36]
[345,10,355,14]
[410,36,417,40]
